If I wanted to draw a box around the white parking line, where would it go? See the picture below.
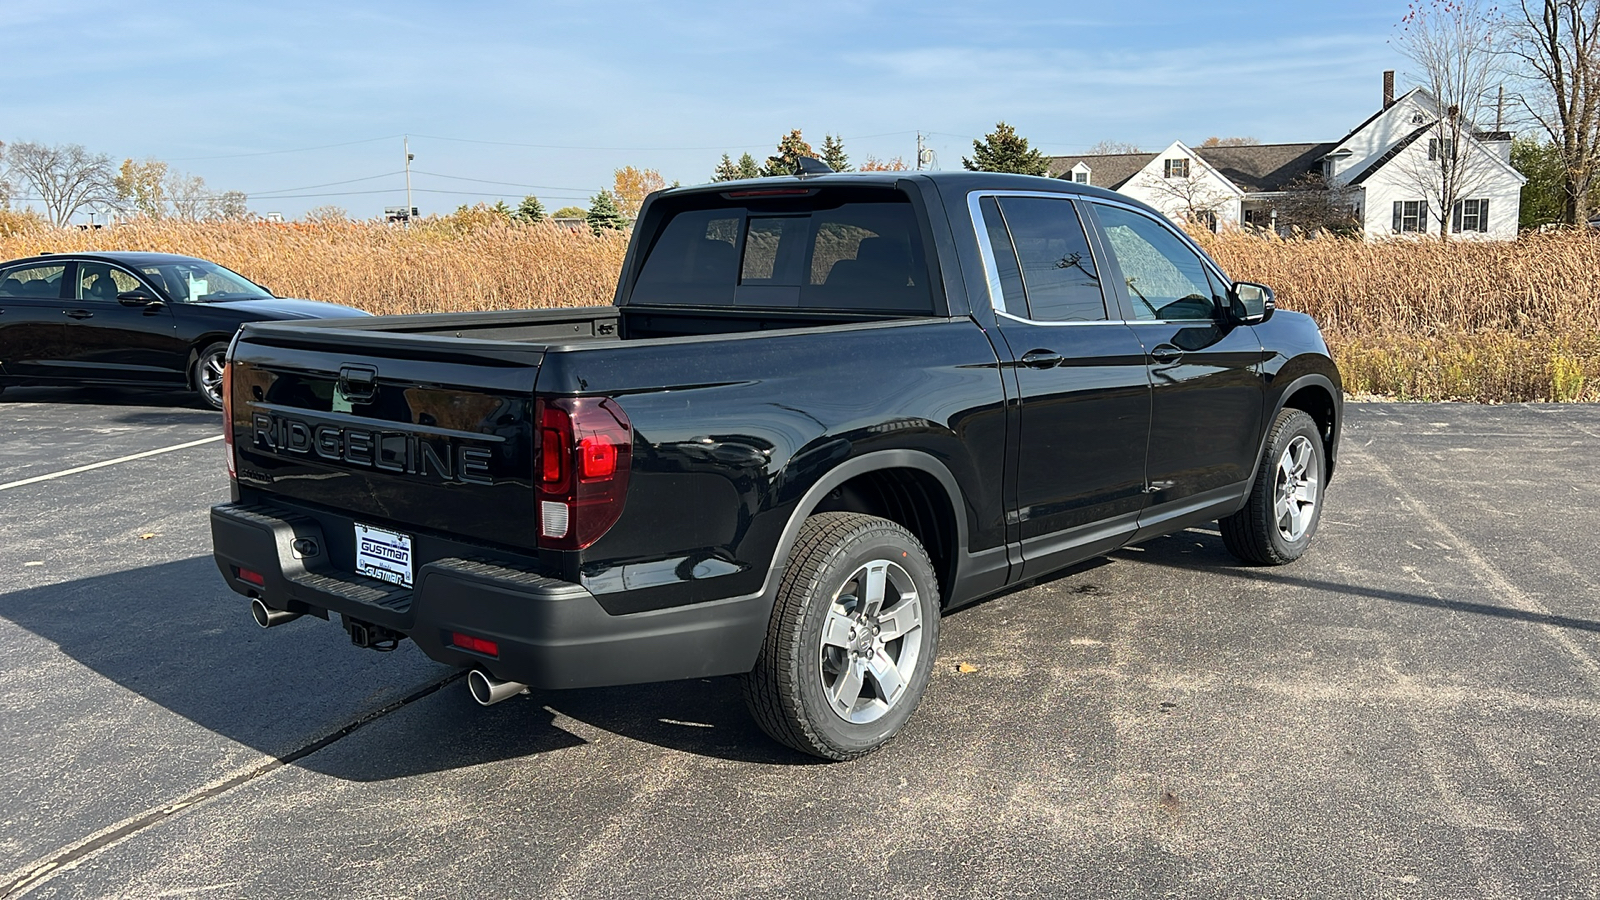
[0,435,223,491]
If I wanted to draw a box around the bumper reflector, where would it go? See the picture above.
[451,632,500,657]
[237,567,265,586]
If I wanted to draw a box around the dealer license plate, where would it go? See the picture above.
[354,523,413,588]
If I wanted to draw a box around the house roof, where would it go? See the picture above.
[1192,143,1339,192]
[1046,152,1158,189]
[1046,143,1337,194]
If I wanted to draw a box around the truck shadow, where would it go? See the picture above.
[0,556,814,782]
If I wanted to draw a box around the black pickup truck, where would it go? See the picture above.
[211,170,1341,760]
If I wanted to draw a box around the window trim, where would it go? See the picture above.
[965,190,1234,326]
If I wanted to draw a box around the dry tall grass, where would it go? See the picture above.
[1196,229,1600,402]
[3,214,1596,401]
[0,215,628,313]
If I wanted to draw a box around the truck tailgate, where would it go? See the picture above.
[229,325,541,552]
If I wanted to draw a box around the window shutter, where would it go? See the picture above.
[1452,201,1463,233]
[1429,139,1438,160]
[1393,201,1403,233]
[1479,199,1489,233]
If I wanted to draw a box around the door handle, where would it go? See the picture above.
[1149,344,1183,364]
[1020,349,1064,369]
[65,309,94,320]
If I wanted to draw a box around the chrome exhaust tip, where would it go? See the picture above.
[467,668,528,706]
[251,598,302,629]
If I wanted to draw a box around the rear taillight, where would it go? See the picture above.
[222,357,236,479]
[535,397,631,550]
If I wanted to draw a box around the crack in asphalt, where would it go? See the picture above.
[0,671,466,899]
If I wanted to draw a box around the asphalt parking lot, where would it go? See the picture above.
[1,385,1597,899]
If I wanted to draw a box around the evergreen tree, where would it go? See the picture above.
[586,191,627,235]
[712,154,741,182]
[736,152,762,180]
[514,194,545,223]
[491,200,514,219]
[962,122,1050,176]
[763,129,816,177]
[819,134,850,172]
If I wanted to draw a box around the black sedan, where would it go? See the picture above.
[0,252,368,409]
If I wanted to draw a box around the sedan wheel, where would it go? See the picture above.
[194,343,229,410]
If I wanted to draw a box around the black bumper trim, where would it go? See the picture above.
[210,502,771,689]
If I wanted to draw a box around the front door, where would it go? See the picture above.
[62,262,186,383]
[976,195,1151,579]
[0,261,71,377]
[1085,202,1266,518]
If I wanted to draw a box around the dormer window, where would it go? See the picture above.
[1164,158,1190,179]
[1069,162,1091,184]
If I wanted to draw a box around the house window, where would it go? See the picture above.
[1073,171,1089,184]
[1428,139,1456,161]
[1242,208,1271,227]
[1393,200,1428,233]
[1189,209,1219,233]
[1454,198,1490,233]
[1163,158,1190,179]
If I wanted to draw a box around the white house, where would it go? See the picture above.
[1048,74,1525,240]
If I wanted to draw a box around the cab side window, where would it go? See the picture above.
[988,197,1107,322]
[1094,205,1219,321]
[77,263,142,301]
[0,264,67,299]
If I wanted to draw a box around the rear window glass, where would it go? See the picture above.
[630,195,933,313]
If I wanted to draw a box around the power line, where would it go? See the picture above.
[167,135,403,162]
[408,170,595,192]
[244,170,407,196]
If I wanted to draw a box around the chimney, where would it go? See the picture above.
[1383,70,1395,109]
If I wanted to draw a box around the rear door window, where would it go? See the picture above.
[0,263,67,299]
[631,194,932,313]
[992,197,1107,322]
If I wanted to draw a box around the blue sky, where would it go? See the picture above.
[1,0,1410,220]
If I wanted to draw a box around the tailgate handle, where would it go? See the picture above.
[337,365,378,401]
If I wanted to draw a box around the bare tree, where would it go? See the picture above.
[1394,0,1505,237]
[1085,140,1145,154]
[0,141,11,208]
[1199,136,1262,147]
[1135,165,1235,230]
[6,141,117,226]
[1274,173,1364,235]
[1505,0,1600,223]
[164,170,250,220]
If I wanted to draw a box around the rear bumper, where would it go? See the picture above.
[210,502,770,689]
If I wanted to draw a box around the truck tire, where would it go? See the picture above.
[743,512,941,761]
[1221,408,1325,565]
[193,342,229,410]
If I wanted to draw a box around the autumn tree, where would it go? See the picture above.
[612,166,667,218]
[114,158,169,218]
[962,122,1050,175]
[763,129,816,177]
[6,141,117,226]
[515,194,545,223]
[553,205,587,218]
[586,191,627,234]
[819,134,850,172]
[858,155,910,171]
[1505,0,1600,224]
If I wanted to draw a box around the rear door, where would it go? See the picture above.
[1083,201,1266,513]
[973,194,1151,578]
[62,261,186,383]
[0,261,71,377]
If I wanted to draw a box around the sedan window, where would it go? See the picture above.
[138,261,272,302]
[77,264,143,301]
[0,264,67,299]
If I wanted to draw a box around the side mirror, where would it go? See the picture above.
[1229,282,1274,325]
[117,288,161,307]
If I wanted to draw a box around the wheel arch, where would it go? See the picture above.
[1254,372,1341,486]
[185,334,234,389]
[770,450,968,609]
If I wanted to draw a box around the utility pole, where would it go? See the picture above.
[916,132,925,171]
[404,136,414,227]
